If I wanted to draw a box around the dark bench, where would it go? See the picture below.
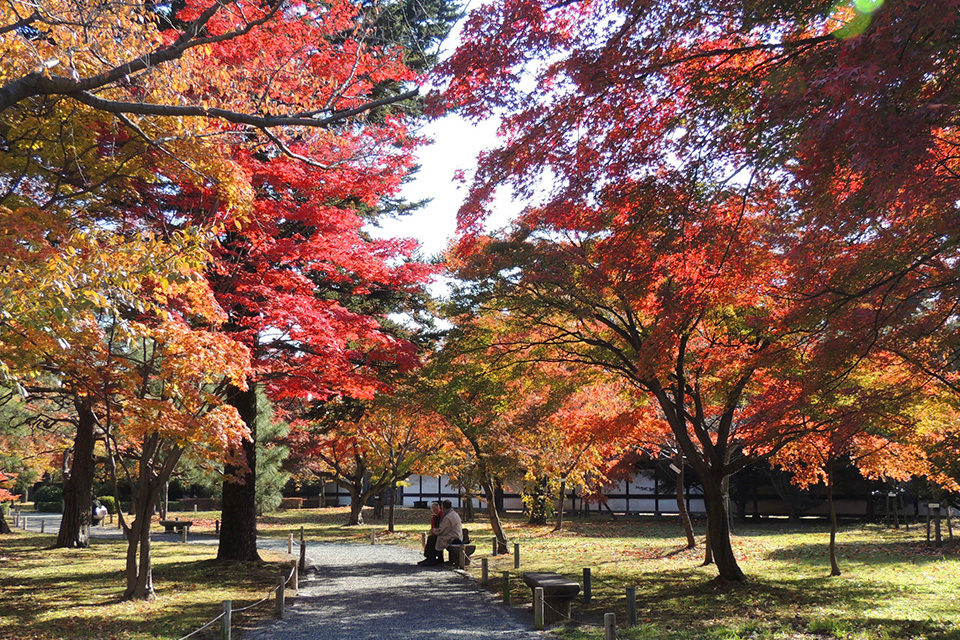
[159,519,192,534]
[522,572,581,623]
[446,528,476,567]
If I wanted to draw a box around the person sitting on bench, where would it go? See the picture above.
[417,502,445,566]
[434,500,462,566]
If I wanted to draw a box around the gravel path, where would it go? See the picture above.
[14,514,544,639]
[246,543,546,640]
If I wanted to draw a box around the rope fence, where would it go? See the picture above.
[478,539,641,639]
[174,550,300,640]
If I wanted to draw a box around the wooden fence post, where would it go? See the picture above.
[502,571,511,605]
[215,519,220,535]
[221,601,231,640]
[370,529,376,545]
[604,613,616,640]
[182,526,188,543]
[481,557,489,586]
[276,572,285,618]
[583,568,592,602]
[292,562,298,594]
[514,542,520,569]
[457,546,466,570]
[626,586,637,626]
[421,532,427,551]
[299,539,307,573]
[40,519,45,534]
[288,533,293,555]
[533,587,544,630]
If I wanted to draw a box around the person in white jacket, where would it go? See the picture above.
[434,500,463,563]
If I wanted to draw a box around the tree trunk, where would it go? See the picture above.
[528,476,548,525]
[553,479,566,532]
[57,397,96,549]
[218,382,261,562]
[481,478,508,554]
[463,487,475,522]
[0,510,11,534]
[388,483,396,532]
[674,454,696,549]
[827,465,841,576]
[702,478,743,581]
[347,486,365,525]
[123,453,161,600]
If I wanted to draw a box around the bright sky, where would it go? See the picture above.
[374,114,501,260]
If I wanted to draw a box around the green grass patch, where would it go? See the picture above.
[0,530,295,640]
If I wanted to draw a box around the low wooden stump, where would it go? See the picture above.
[159,519,192,534]
[522,572,580,624]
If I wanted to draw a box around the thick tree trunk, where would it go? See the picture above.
[553,479,566,531]
[347,487,365,525]
[0,511,11,534]
[674,454,696,549]
[481,478,508,554]
[57,397,96,549]
[702,478,743,581]
[218,383,260,563]
[827,465,841,576]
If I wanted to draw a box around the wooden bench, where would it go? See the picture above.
[159,519,192,534]
[446,528,476,567]
[522,572,581,623]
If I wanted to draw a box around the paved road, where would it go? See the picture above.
[12,513,543,640]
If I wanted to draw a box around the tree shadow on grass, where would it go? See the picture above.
[764,537,959,567]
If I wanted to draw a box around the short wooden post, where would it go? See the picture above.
[299,539,307,573]
[533,587,544,630]
[481,557,489,586]
[421,532,427,551]
[604,613,616,640]
[299,525,304,544]
[215,519,220,535]
[626,586,637,626]
[40,519,45,534]
[370,529,376,545]
[502,571,511,605]
[926,505,932,543]
[221,600,232,640]
[12,510,17,527]
[583,568,592,602]
[276,571,285,618]
[514,542,520,569]
[22,516,27,531]
[947,506,954,540]
[292,562,299,594]
[457,546,466,569]
[288,533,294,555]
[182,526,188,543]
[194,504,199,513]
[492,537,497,556]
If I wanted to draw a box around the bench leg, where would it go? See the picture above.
[543,597,572,624]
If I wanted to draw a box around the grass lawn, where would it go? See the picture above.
[3,506,956,639]
[0,530,295,640]
[237,505,959,640]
